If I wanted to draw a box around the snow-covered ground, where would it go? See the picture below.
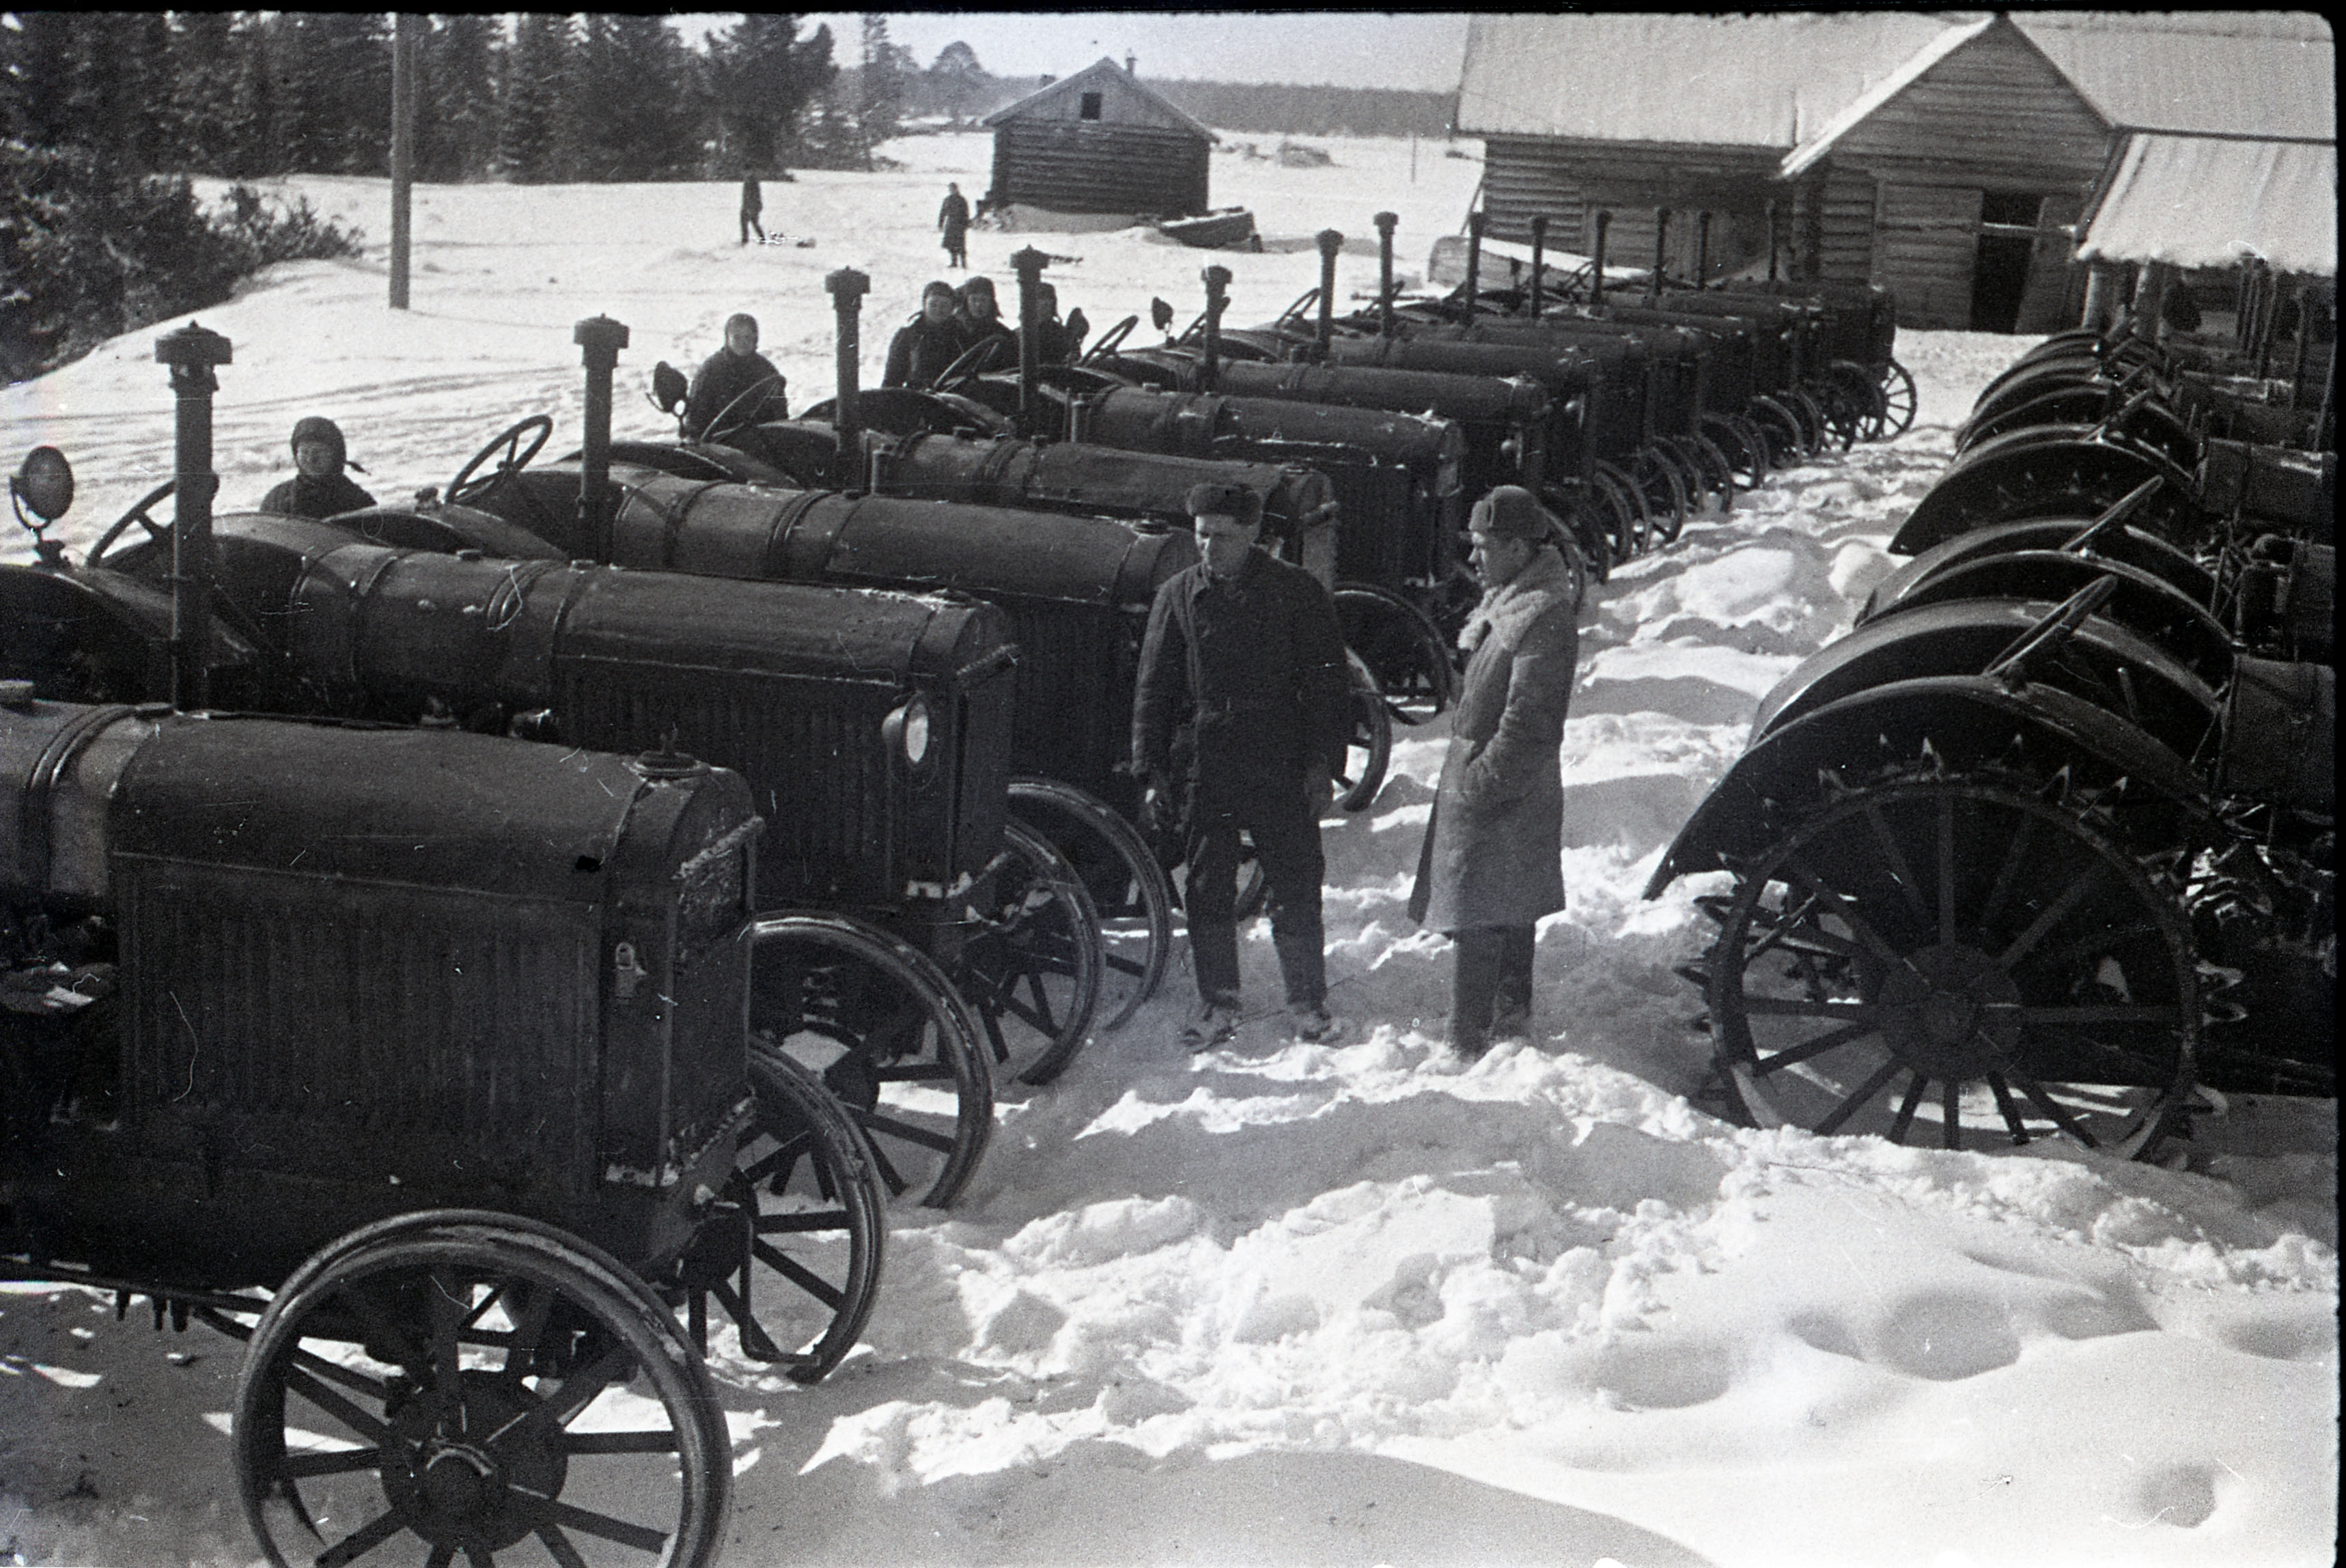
[2,134,2335,1568]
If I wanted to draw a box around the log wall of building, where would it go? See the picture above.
[1482,136,1785,281]
[988,122,1211,216]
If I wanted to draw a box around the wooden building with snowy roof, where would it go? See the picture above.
[982,57,1216,219]
[1456,12,2334,331]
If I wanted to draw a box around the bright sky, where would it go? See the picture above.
[675,12,1472,93]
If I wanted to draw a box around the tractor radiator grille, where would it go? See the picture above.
[118,861,598,1192]
[557,662,895,906]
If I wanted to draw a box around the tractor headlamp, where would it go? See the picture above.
[884,695,933,768]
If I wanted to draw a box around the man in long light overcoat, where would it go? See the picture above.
[1409,485,1580,1057]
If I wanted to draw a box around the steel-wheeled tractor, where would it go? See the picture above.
[1643,339,2334,1160]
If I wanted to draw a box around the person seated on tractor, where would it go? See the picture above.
[954,276,1018,374]
[1021,282,1090,367]
[684,312,788,439]
[260,417,376,520]
[884,281,970,389]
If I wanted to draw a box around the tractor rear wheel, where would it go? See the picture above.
[1698,772,2198,1159]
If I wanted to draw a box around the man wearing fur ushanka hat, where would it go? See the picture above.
[1409,485,1580,1059]
[260,416,375,520]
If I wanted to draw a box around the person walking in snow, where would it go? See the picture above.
[938,181,970,268]
[684,313,787,439]
[1132,481,1351,1050]
[1409,485,1579,1060]
[260,416,375,520]
[739,176,765,245]
[883,281,971,389]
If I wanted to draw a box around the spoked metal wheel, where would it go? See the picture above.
[1699,774,2198,1158]
[1009,776,1174,1041]
[1631,447,1691,544]
[1788,387,1840,456]
[1701,414,1768,490]
[751,913,994,1207]
[1875,359,1918,439]
[1823,361,1890,445]
[234,1213,731,1568]
[666,1048,884,1384]
[1662,433,1735,515]
[1335,584,1456,725]
[1750,395,1809,468]
[956,820,1105,1087]
[1592,460,1653,558]
[1339,648,1394,813]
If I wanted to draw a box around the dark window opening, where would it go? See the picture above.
[1079,92,1102,121]
[1980,191,2041,227]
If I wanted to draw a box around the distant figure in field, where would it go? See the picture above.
[684,313,787,439]
[739,177,764,245]
[939,181,970,268]
[260,416,374,519]
[884,281,970,389]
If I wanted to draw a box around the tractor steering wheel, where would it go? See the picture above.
[447,414,554,509]
[703,380,787,447]
[1078,315,1139,366]
[84,480,178,568]
[927,336,1011,393]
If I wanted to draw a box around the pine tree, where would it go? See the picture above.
[307,12,392,175]
[420,14,500,182]
[167,12,244,176]
[856,14,904,163]
[226,14,279,179]
[603,15,700,179]
[499,13,575,182]
[707,14,835,175]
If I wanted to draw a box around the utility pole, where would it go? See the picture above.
[389,13,420,309]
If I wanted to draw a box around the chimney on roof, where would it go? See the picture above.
[1125,53,1136,76]
[1039,74,1055,85]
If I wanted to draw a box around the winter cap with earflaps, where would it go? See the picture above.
[1185,481,1262,529]
[1469,484,1545,542]
[290,415,363,474]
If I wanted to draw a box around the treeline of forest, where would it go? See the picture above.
[0,13,866,380]
[1,14,1461,381]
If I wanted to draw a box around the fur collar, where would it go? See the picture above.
[1457,546,1574,652]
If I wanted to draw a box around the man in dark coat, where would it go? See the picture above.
[260,416,374,519]
[951,275,1018,374]
[884,281,970,389]
[1410,486,1579,1059]
[684,313,787,439]
[1133,481,1352,1048]
[1022,282,1090,366]
[739,176,764,245]
[938,182,970,268]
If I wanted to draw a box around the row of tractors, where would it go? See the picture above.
[1651,305,2334,1160]
[1,215,1914,1567]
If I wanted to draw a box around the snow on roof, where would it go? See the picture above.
[980,56,1214,140]
[1457,13,1990,149]
[2016,12,2335,139]
[2076,130,2337,277]
[1462,12,2335,152]
[1778,18,2003,180]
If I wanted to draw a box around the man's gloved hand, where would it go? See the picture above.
[1141,775,1173,837]
[1306,767,1337,820]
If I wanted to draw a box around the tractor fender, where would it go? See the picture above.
[0,563,257,702]
[1645,675,2210,898]
[1750,597,2218,761]
[1856,550,2233,683]
[1863,518,2214,621]
[1890,434,2200,555]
